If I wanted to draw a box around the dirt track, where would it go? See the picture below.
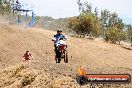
[0,23,132,88]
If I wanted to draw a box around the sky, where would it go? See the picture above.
[20,0,132,24]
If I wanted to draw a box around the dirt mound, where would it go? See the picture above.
[0,64,79,88]
[0,23,132,87]
[2,64,131,88]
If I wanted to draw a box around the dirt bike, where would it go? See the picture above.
[52,38,68,63]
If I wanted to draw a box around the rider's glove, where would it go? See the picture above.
[52,38,56,41]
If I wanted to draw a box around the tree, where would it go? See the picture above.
[0,0,12,15]
[77,0,82,12]
[106,26,126,44]
[77,0,92,13]
[67,12,101,37]
[94,7,98,17]
[100,9,110,38]
[108,13,124,29]
[100,10,125,42]
[126,25,132,46]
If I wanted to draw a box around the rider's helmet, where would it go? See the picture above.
[26,50,29,53]
[57,29,62,33]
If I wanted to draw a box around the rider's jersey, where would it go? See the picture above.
[23,53,32,60]
[53,34,66,46]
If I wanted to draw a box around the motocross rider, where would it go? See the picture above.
[52,29,67,59]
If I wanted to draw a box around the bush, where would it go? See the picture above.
[106,27,126,44]
[21,75,35,86]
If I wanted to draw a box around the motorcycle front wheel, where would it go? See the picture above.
[64,50,68,63]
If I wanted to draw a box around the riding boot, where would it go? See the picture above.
[55,55,57,60]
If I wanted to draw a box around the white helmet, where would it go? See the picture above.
[57,29,62,32]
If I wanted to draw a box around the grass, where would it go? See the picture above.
[21,75,35,87]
